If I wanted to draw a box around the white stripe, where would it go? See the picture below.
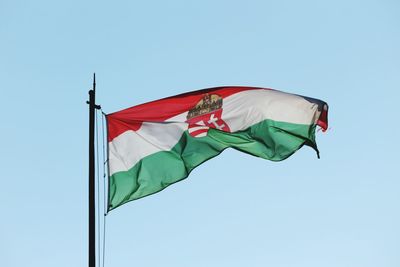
[222,89,320,132]
[109,89,321,175]
[109,120,187,175]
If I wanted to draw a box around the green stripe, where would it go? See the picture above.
[108,119,318,211]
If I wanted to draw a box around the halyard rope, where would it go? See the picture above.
[101,111,107,267]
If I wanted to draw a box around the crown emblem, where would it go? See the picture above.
[187,94,223,120]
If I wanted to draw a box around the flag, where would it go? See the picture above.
[106,86,328,210]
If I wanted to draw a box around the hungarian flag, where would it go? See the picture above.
[106,87,328,211]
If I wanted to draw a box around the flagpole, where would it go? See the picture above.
[88,73,100,267]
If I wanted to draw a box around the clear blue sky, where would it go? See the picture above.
[1,1,399,266]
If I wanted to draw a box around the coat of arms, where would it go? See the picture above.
[186,94,230,137]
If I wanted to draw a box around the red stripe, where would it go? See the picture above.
[317,106,329,132]
[188,125,209,132]
[189,128,209,137]
[107,86,265,141]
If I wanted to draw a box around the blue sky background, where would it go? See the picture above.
[1,0,399,266]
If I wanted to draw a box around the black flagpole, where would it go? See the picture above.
[88,73,100,267]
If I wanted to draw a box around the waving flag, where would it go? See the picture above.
[106,86,328,210]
